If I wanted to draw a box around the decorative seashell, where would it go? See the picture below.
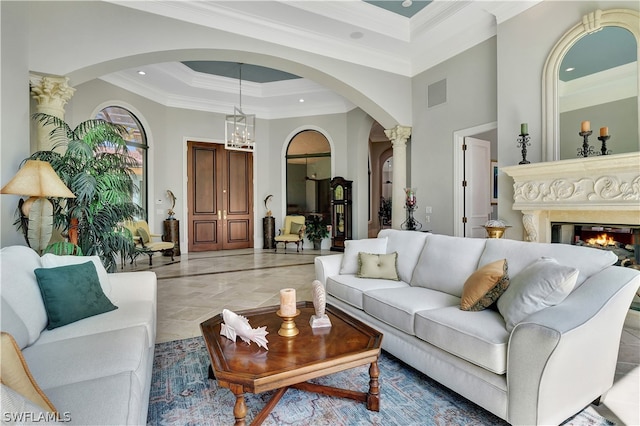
[311,280,326,318]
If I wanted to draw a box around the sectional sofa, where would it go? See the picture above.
[315,229,639,425]
[1,245,157,425]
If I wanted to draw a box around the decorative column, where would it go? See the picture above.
[29,74,75,152]
[384,125,412,229]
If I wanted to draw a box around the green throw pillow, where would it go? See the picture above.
[137,227,150,244]
[289,222,303,235]
[34,261,118,330]
[357,252,399,280]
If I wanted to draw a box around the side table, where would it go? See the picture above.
[163,219,181,256]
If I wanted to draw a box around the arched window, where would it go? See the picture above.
[96,106,148,215]
[286,130,331,220]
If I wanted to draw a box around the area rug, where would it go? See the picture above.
[147,336,614,426]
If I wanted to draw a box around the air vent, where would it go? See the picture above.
[428,79,447,108]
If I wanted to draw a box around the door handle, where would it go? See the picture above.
[223,210,227,220]
[217,210,221,220]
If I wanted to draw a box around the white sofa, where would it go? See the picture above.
[0,245,157,425]
[315,229,639,425]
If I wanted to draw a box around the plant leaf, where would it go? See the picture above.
[28,198,53,254]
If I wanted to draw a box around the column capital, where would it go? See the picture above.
[29,74,75,111]
[384,125,412,146]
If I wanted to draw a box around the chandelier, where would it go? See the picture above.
[225,63,255,152]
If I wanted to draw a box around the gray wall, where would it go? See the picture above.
[0,2,29,247]
[560,97,638,159]
[411,37,498,235]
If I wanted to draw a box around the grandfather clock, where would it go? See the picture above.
[330,176,352,251]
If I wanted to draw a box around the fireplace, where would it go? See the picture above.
[502,152,640,314]
[551,223,640,267]
[501,152,640,244]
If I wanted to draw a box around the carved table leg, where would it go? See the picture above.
[230,383,247,426]
[367,360,380,411]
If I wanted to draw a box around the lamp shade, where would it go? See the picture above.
[1,160,75,198]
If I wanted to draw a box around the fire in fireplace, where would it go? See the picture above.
[551,223,640,268]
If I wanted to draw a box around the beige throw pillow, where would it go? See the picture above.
[340,237,388,274]
[357,252,399,280]
[0,332,57,413]
[460,259,509,311]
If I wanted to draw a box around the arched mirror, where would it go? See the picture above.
[542,9,640,161]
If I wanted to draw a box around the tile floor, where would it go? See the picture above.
[120,248,640,425]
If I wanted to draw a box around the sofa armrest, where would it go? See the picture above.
[506,266,639,425]
[314,254,343,286]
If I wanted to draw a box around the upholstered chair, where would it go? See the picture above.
[123,220,174,266]
[274,216,306,253]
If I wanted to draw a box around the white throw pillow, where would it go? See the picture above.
[40,254,111,297]
[497,257,579,332]
[340,237,388,274]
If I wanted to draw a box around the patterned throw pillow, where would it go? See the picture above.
[460,259,509,311]
[357,252,399,281]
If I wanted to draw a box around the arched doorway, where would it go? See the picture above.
[368,122,392,237]
[286,130,331,222]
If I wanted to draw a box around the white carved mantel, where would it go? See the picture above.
[502,152,640,243]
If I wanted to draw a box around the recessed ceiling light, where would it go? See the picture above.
[350,31,364,39]
[137,70,146,76]
[299,98,305,103]
[402,0,413,7]
[565,67,575,72]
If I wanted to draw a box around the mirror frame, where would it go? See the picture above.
[542,8,640,161]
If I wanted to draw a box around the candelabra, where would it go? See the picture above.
[577,130,595,157]
[401,189,422,231]
[597,135,611,156]
[517,133,531,165]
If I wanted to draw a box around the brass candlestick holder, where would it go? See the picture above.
[277,309,300,337]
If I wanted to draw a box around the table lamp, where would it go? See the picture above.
[1,160,75,252]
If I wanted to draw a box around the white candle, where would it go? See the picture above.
[280,288,296,316]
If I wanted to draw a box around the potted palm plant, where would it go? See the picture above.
[305,215,329,250]
[24,113,144,271]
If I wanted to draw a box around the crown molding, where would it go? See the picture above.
[100,64,355,119]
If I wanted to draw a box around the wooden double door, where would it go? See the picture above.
[187,141,253,252]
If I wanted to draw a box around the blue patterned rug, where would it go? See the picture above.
[147,336,614,426]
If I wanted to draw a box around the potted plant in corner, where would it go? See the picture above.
[23,113,144,271]
[305,215,329,250]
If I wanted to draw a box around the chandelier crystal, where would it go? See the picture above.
[225,64,255,152]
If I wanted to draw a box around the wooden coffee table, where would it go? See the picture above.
[200,302,383,426]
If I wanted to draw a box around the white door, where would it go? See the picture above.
[463,137,491,238]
